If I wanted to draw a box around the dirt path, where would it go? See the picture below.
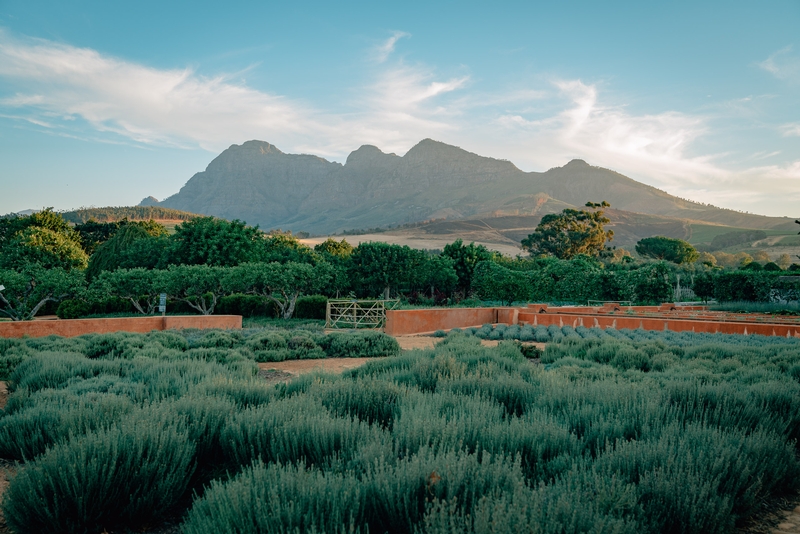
[258,357,382,376]
[768,503,800,533]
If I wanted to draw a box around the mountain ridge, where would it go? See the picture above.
[148,139,796,241]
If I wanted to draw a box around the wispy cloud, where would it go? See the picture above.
[374,31,410,63]
[782,122,800,136]
[0,29,798,216]
[759,46,800,82]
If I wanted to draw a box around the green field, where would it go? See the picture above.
[1,326,799,533]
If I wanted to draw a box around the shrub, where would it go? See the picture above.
[321,331,400,358]
[0,393,135,461]
[2,409,195,533]
[55,299,91,319]
[182,462,366,534]
[294,294,328,319]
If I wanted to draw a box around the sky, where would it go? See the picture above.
[0,0,798,218]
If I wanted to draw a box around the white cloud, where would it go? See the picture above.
[0,29,798,216]
[375,31,410,63]
[494,79,722,189]
[783,123,800,136]
[759,46,800,82]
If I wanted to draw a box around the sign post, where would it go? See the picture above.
[159,293,167,330]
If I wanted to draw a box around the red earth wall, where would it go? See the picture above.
[385,308,497,336]
[0,315,242,339]
[517,312,800,337]
[384,307,800,337]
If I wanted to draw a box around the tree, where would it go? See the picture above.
[698,251,718,268]
[314,238,353,258]
[0,266,85,320]
[0,209,88,271]
[170,217,265,267]
[75,218,167,255]
[95,268,166,315]
[223,262,332,319]
[164,265,227,315]
[521,201,613,259]
[628,262,673,304]
[777,253,792,270]
[86,225,160,280]
[0,226,89,271]
[752,250,771,263]
[692,271,715,303]
[635,236,699,264]
[442,239,494,295]
[471,261,531,305]
[419,255,458,297]
[349,242,420,298]
[261,232,317,264]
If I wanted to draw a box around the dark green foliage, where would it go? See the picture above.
[56,298,91,319]
[61,206,199,224]
[521,202,613,259]
[710,230,767,251]
[636,236,699,264]
[471,261,532,305]
[442,239,495,295]
[321,330,401,358]
[2,409,196,534]
[0,266,86,321]
[182,462,366,534]
[0,393,135,460]
[294,294,328,319]
[85,224,158,279]
[349,241,424,298]
[216,293,276,317]
[0,209,88,271]
[169,216,266,267]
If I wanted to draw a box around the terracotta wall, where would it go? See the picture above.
[384,306,800,338]
[517,312,800,337]
[385,308,497,336]
[0,315,242,339]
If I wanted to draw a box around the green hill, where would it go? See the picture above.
[62,206,204,224]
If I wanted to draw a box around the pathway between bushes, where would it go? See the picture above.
[255,336,522,381]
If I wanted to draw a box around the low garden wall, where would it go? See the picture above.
[518,311,800,337]
[385,308,497,336]
[385,306,800,337]
[0,315,242,339]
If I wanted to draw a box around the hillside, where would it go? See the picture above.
[147,139,797,236]
[62,206,203,224]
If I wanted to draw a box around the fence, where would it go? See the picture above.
[325,299,400,329]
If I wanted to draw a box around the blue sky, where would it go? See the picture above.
[1,0,798,217]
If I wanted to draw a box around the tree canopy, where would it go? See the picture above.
[635,236,699,264]
[223,262,332,319]
[521,202,613,259]
[0,209,88,271]
[442,239,494,294]
[170,217,265,267]
[0,266,85,320]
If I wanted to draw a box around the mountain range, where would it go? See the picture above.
[143,139,797,250]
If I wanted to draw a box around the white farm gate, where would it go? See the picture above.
[325,299,400,330]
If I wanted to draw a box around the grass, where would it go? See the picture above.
[1,327,799,533]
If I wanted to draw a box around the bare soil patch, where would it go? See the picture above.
[0,382,7,411]
[258,358,382,376]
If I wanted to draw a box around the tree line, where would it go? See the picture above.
[1,207,798,321]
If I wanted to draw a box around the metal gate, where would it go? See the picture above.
[325,299,400,329]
